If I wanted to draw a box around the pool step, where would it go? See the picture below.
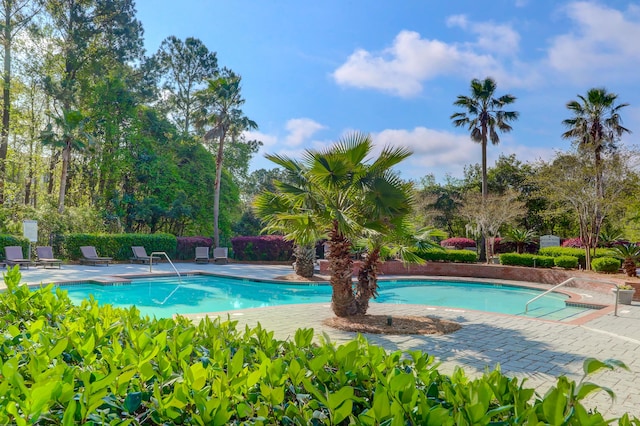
[520,305,594,321]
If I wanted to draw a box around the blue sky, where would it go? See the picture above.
[136,1,640,181]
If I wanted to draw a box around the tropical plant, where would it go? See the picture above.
[598,229,624,247]
[255,132,413,317]
[610,243,640,277]
[194,70,257,248]
[451,77,518,199]
[562,87,630,196]
[503,228,536,254]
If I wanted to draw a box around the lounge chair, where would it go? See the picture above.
[213,247,229,264]
[36,246,62,269]
[80,246,112,266]
[4,246,34,269]
[195,246,210,264]
[130,246,161,264]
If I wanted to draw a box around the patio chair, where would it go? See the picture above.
[4,246,33,269]
[80,246,112,266]
[194,246,210,264]
[130,246,161,264]
[213,247,229,264]
[35,246,62,269]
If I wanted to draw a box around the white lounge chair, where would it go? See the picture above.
[195,246,210,264]
[213,247,229,264]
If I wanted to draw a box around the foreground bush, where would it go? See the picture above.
[539,246,615,268]
[0,267,636,424]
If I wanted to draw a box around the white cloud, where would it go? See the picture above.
[284,118,325,147]
[447,14,520,56]
[333,19,531,97]
[546,2,640,82]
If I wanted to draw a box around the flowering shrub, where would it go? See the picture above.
[176,236,214,260]
[440,237,476,249]
[231,235,293,261]
[562,237,584,248]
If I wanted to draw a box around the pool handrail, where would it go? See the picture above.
[149,251,182,283]
[525,277,623,316]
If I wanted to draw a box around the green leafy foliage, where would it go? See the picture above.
[554,255,579,269]
[416,248,478,263]
[63,233,177,260]
[591,256,622,273]
[0,266,636,424]
[500,253,555,268]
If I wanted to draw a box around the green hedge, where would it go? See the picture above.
[416,248,477,263]
[0,234,30,259]
[0,267,634,424]
[538,247,615,267]
[500,253,555,268]
[64,233,177,261]
[554,255,579,269]
[591,256,621,273]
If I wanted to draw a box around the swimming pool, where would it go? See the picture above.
[59,275,591,321]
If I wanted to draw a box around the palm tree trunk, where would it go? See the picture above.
[58,141,71,213]
[355,248,380,315]
[327,222,357,317]
[294,243,315,278]
[0,17,10,204]
[213,132,226,248]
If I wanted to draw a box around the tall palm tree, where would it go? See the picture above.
[562,88,630,198]
[451,77,518,199]
[254,132,413,317]
[194,70,257,248]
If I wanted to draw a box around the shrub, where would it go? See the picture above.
[554,255,579,269]
[175,236,214,260]
[562,237,584,248]
[591,256,621,273]
[64,233,177,261]
[231,235,293,261]
[440,237,476,249]
[499,253,554,268]
[0,266,634,424]
[417,248,477,263]
[539,247,616,269]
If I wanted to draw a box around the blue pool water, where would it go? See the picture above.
[59,275,591,321]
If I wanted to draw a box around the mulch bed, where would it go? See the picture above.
[323,314,461,335]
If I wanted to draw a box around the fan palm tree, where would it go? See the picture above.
[562,88,630,198]
[504,228,536,254]
[451,77,518,199]
[194,70,257,248]
[254,132,413,317]
[254,157,321,278]
[610,244,640,277]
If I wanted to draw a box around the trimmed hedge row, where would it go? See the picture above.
[416,248,477,263]
[0,234,30,259]
[231,235,293,261]
[0,267,634,424]
[500,253,555,268]
[64,233,177,261]
[538,247,615,266]
[175,236,214,260]
[554,255,579,269]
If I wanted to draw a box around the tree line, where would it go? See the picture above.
[0,0,259,247]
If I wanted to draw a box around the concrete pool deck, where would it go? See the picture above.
[4,262,640,417]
